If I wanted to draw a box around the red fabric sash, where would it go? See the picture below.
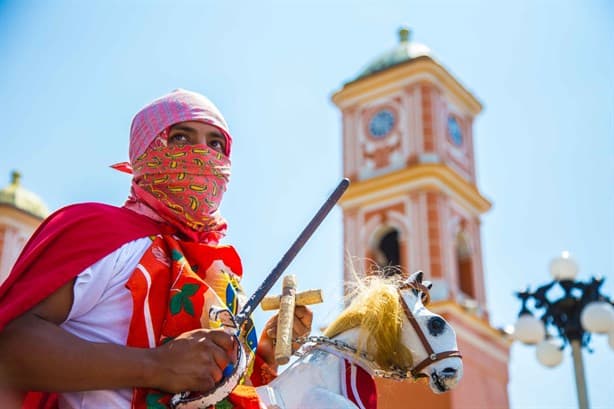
[341,359,378,409]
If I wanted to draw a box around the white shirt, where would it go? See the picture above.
[58,237,152,409]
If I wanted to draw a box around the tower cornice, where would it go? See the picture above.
[332,56,483,116]
[339,163,491,215]
[0,204,44,227]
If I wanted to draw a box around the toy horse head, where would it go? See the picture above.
[325,270,463,394]
[398,271,463,393]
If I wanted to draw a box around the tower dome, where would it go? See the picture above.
[354,27,433,81]
[0,171,49,219]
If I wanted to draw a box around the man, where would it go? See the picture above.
[0,89,312,408]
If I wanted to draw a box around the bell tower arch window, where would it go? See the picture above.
[368,226,403,275]
[379,229,401,267]
[456,223,475,299]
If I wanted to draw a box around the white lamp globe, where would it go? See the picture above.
[581,301,614,334]
[514,314,546,344]
[549,251,579,281]
[536,339,563,367]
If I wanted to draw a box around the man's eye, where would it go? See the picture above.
[208,140,225,153]
[169,134,190,145]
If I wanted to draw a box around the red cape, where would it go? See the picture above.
[0,202,163,331]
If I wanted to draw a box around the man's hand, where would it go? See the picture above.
[149,328,238,393]
[257,305,313,369]
[0,280,241,397]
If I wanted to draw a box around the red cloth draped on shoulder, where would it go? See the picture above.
[0,203,163,409]
[0,202,163,331]
[0,202,270,409]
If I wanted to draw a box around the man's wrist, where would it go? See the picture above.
[139,347,161,389]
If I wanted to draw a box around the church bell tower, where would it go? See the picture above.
[332,28,511,408]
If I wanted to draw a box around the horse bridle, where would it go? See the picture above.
[398,281,462,378]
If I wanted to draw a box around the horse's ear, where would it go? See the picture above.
[424,280,433,290]
[409,270,424,284]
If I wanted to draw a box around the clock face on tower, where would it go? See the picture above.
[368,109,395,138]
[447,115,463,146]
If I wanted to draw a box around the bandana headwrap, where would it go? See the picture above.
[113,89,233,243]
[130,88,232,160]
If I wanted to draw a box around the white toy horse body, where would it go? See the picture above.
[257,346,352,409]
[256,272,463,409]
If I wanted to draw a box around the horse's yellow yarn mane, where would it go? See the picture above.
[323,276,414,370]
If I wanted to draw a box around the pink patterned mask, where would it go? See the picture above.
[129,129,231,243]
[113,89,234,243]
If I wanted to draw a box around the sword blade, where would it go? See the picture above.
[235,178,350,328]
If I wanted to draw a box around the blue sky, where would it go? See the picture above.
[1,0,612,407]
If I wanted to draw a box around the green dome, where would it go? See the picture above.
[355,27,432,80]
[0,171,49,219]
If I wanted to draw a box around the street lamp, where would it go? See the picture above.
[513,251,614,409]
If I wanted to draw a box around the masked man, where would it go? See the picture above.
[0,89,312,409]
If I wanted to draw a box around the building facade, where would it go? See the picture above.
[0,171,48,284]
[332,28,511,408]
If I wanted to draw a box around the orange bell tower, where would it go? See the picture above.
[332,28,511,408]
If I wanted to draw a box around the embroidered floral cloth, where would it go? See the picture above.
[126,235,259,409]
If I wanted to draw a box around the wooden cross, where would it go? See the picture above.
[261,275,323,364]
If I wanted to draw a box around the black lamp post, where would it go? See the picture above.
[513,252,614,409]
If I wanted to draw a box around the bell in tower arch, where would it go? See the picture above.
[369,226,402,275]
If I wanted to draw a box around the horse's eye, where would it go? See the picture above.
[427,317,446,336]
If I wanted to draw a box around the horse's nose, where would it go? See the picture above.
[442,367,457,376]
